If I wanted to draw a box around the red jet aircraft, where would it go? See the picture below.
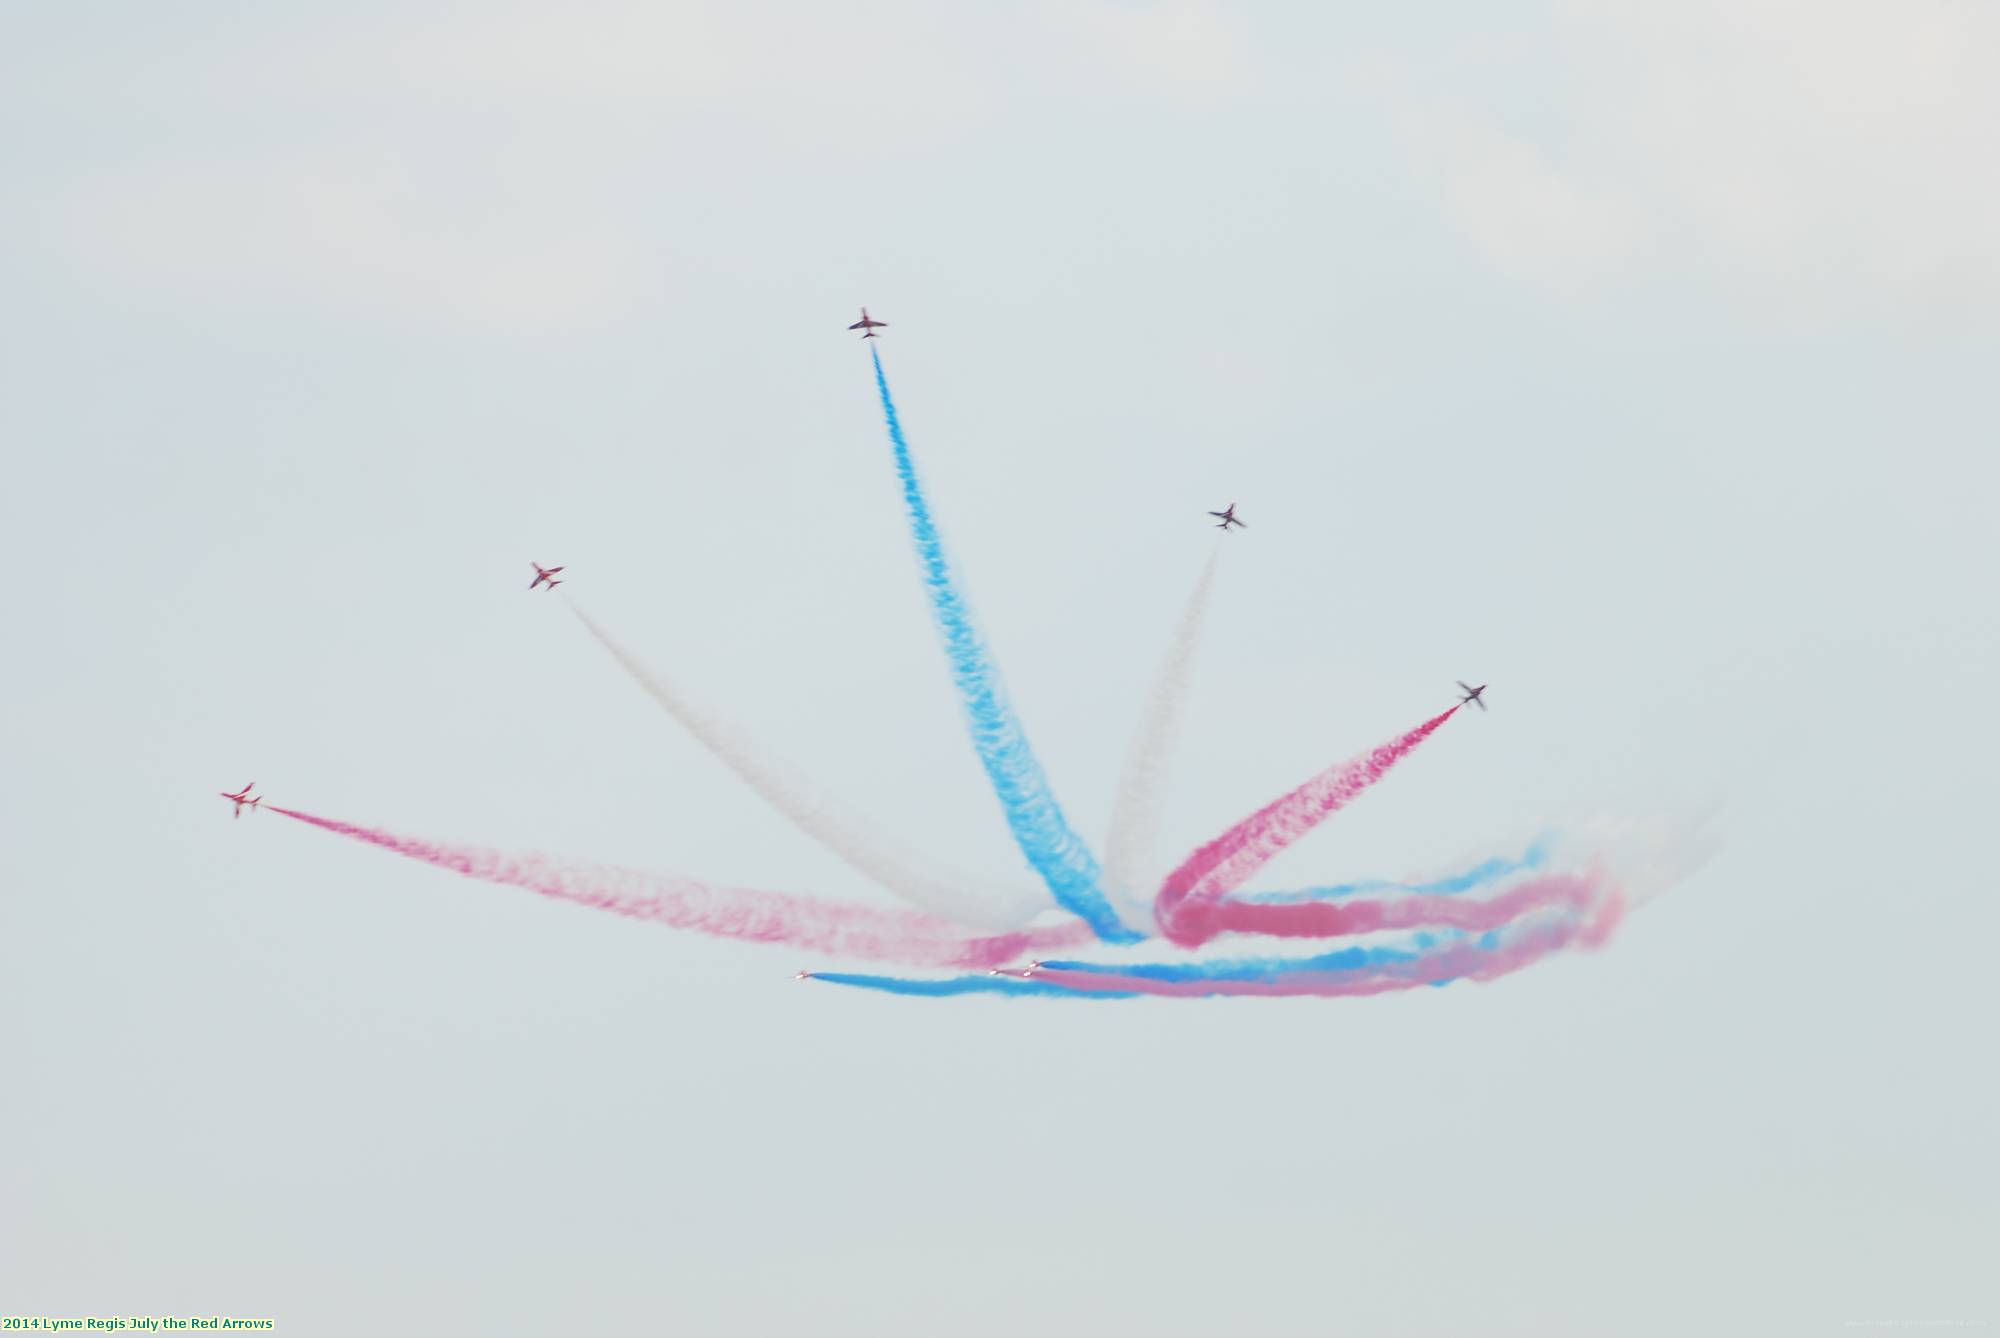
[1457,681,1489,711]
[847,307,888,339]
[220,782,261,818]
[529,562,564,591]
[1208,503,1246,530]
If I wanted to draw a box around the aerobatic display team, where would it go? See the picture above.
[228,310,1679,1000]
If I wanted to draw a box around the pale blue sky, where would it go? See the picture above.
[3,3,1994,1334]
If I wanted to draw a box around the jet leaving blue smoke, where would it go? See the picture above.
[870,347,1140,943]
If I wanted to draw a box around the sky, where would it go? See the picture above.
[2,2,1995,1333]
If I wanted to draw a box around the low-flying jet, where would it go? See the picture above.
[1209,503,1246,530]
[220,782,261,818]
[1457,681,1489,711]
[847,307,888,339]
[529,562,564,591]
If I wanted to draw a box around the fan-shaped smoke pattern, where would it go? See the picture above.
[870,346,1139,944]
[254,350,1660,1002]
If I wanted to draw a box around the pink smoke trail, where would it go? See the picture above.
[1191,872,1595,944]
[267,806,1092,967]
[1037,889,1626,997]
[1154,706,1460,945]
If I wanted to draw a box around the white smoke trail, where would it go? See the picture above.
[569,603,1053,930]
[1553,810,1720,912]
[1100,549,1222,935]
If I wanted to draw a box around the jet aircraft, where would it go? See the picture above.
[1457,681,1489,711]
[220,782,261,818]
[847,307,888,338]
[1209,503,1246,530]
[529,562,564,591]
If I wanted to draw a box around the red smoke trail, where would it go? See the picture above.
[267,806,1092,967]
[1186,872,1595,945]
[1039,890,1626,998]
[1153,706,1460,945]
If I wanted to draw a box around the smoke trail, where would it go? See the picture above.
[1099,549,1221,937]
[1196,872,1596,942]
[1244,838,1550,904]
[803,863,1625,1000]
[1039,892,1624,997]
[1037,938,1427,984]
[1155,706,1460,945]
[869,346,1139,944]
[804,970,1137,999]
[267,805,1092,967]
[568,603,1048,931]
[808,891,1621,999]
[816,888,1624,992]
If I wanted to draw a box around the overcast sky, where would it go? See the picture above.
[3,3,1994,1334]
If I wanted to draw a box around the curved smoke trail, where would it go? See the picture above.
[1099,549,1221,937]
[802,970,1138,999]
[1154,707,1460,945]
[1243,839,1549,904]
[1150,872,1593,945]
[569,603,1050,930]
[870,346,1139,944]
[810,881,1624,998]
[1038,887,1624,996]
[267,805,1093,967]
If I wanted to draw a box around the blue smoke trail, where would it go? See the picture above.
[806,970,1138,999]
[1036,938,1435,984]
[807,942,1459,998]
[810,922,1556,998]
[1241,838,1550,904]
[869,346,1140,943]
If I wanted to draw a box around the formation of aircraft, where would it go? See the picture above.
[220,782,261,818]
[529,562,564,591]
[832,316,1489,721]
